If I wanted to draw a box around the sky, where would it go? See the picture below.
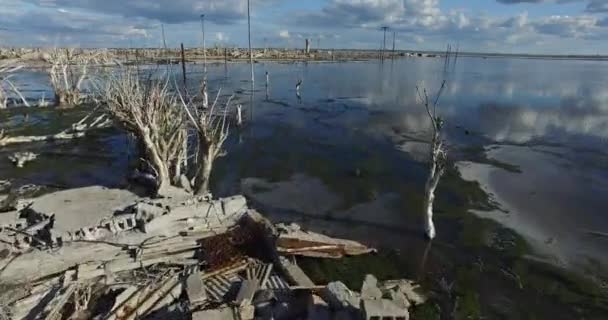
[1,0,608,54]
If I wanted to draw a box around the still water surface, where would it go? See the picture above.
[2,56,608,318]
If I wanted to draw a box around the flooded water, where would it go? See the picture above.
[2,57,608,318]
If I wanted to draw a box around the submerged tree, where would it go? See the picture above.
[179,83,231,195]
[104,69,187,194]
[47,48,94,106]
[103,68,232,197]
[416,81,447,240]
[0,62,30,108]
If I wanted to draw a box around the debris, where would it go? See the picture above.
[276,223,375,258]
[362,298,409,320]
[8,152,38,168]
[381,279,428,306]
[235,279,259,307]
[278,256,316,287]
[192,306,237,320]
[0,190,426,320]
[361,274,383,300]
[186,271,207,305]
[323,281,361,310]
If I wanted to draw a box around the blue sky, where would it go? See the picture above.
[1,0,608,54]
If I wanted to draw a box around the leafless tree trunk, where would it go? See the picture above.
[417,81,447,240]
[103,69,186,195]
[179,84,232,196]
[0,62,30,108]
[47,48,93,107]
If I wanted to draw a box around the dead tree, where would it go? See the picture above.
[416,80,447,240]
[0,62,30,108]
[104,69,186,195]
[179,83,231,196]
[47,48,93,106]
[0,111,111,147]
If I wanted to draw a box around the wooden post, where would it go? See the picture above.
[180,43,187,89]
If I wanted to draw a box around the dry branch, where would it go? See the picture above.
[0,62,29,108]
[179,82,231,196]
[416,80,447,240]
[104,68,186,194]
[47,48,95,106]
[0,112,111,147]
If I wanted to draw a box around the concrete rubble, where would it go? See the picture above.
[0,187,427,319]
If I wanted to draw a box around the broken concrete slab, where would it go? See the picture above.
[361,274,382,300]
[382,279,427,306]
[362,298,409,320]
[235,279,260,307]
[192,306,237,320]
[390,289,411,309]
[29,186,139,233]
[278,256,315,287]
[323,281,361,310]
[186,272,207,305]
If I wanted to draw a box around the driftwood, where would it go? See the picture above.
[0,112,111,147]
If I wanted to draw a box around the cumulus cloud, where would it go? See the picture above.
[495,0,608,14]
[586,0,608,12]
[1,0,608,51]
[26,0,275,24]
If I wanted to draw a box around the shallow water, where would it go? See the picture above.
[2,57,608,318]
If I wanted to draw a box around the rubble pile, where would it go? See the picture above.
[0,187,427,319]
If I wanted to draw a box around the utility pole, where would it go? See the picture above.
[161,24,167,49]
[200,14,207,74]
[381,26,389,61]
[247,0,254,83]
[161,24,168,64]
[392,31,396,55]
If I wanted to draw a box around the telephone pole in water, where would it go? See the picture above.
[200,14,207,74]
[247,0,254,83]
[381,26,389,61]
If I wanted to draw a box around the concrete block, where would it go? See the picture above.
[186,272,207,304]
[362,299,409,320]
[192,307,237,320]
[323,281,360,310]
[361,274,382,300]
[221,195,247,217]
[235,279,260,307]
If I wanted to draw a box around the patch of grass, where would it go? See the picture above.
[298,250,416,290]
[411,302,441,320]
[455,289,481,320]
